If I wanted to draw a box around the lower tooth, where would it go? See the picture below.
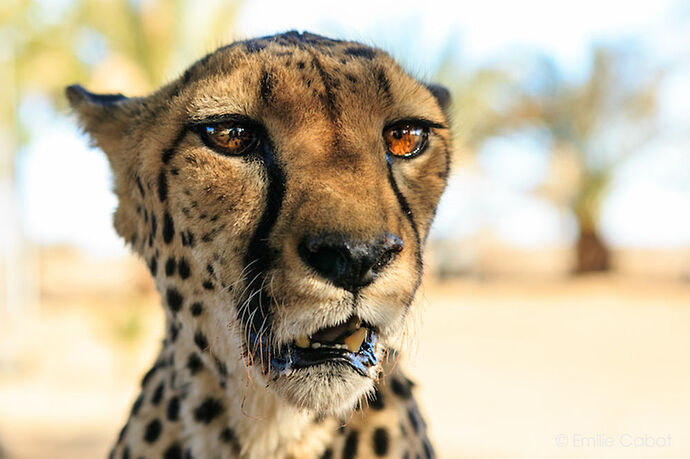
[295,336,310,348]
[344,327,367,352]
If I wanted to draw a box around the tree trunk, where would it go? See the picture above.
[575,228,610,273]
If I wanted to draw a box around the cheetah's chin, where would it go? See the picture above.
[249,316,379,378]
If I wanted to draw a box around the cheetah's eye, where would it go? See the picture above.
[197,122,258,156]
[383,124,429,158]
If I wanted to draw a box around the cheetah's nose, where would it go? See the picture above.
[298,232,404,292]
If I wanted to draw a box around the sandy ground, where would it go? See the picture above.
[1,254,689,458]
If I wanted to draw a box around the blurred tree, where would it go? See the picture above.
[434,45,660,274]
[521,47,661,272]
[1,0,242,315]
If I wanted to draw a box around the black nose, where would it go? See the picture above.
[298,232,404,292]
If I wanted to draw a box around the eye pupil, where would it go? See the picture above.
[199,122,257,155]
[384,124,428,158]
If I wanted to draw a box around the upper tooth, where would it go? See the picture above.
[347,320,362,332]
[295,335,310,348]
[344,327,367,352]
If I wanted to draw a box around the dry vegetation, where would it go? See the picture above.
[1,249,689,458]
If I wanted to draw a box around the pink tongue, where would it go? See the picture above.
[311,317,359,343]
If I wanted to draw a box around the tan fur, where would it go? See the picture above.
[68,32,449,459]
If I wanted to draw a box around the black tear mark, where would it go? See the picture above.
[344,47,375,60]
[162,128,187,164]
[242,142,286,333]
[385,161,423,304]
[260,69,273,104]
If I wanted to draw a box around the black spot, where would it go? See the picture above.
[202,280,214,291]
[158,170,168,202]
[408,408,420,433]
[343,430,358,459]
[163,442,183,459]
[117,422,128,444]
[260,69,273,104]
[297,61,305,69]
[423,439,435,459]
[131,394,144,416]
[191,302,203,316]
[170,322,179,342]
[193,397,224,424]
[372,428,389,456]
[136,176,145,197]
[122,445,130,459]
[151,381,165,405]
[163,212,175,244]
[187,353,203,374]
[220,427,241,453]
[171,168,179,175]
[178,258,191,279]
[214,358,228,377]
[148,256,158,276]
[344,46,375,59]
[206,264,215,276]
[346,74,358,84]
[167,396,180,421]
[320,448,333,459]
[165,257,176,276]
[369,387,385,410]
[391,378,412,399]
[166,288,184,313]
[141,364,158,388]
[194,331,208,350]
[181,230,195,247]
[143,418,162,443]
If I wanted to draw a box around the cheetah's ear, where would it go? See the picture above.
[65,84,140,157]
[425,84,451,114]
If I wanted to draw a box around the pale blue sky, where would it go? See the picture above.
[14,0,690,256]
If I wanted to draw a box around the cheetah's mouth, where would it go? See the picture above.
[249,316,378,377]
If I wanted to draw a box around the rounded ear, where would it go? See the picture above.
[425,84,451,113]
[66,84,142,246]
[65,84,139,157]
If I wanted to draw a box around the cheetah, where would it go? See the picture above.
[66,31,451,459]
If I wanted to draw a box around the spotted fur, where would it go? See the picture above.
[67,31,449,459]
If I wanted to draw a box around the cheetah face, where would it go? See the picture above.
[67,32,450,416]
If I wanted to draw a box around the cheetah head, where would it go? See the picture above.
[67,32,450,417]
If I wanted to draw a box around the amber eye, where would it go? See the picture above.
[383,124,429,158]
[198,122,258,156]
